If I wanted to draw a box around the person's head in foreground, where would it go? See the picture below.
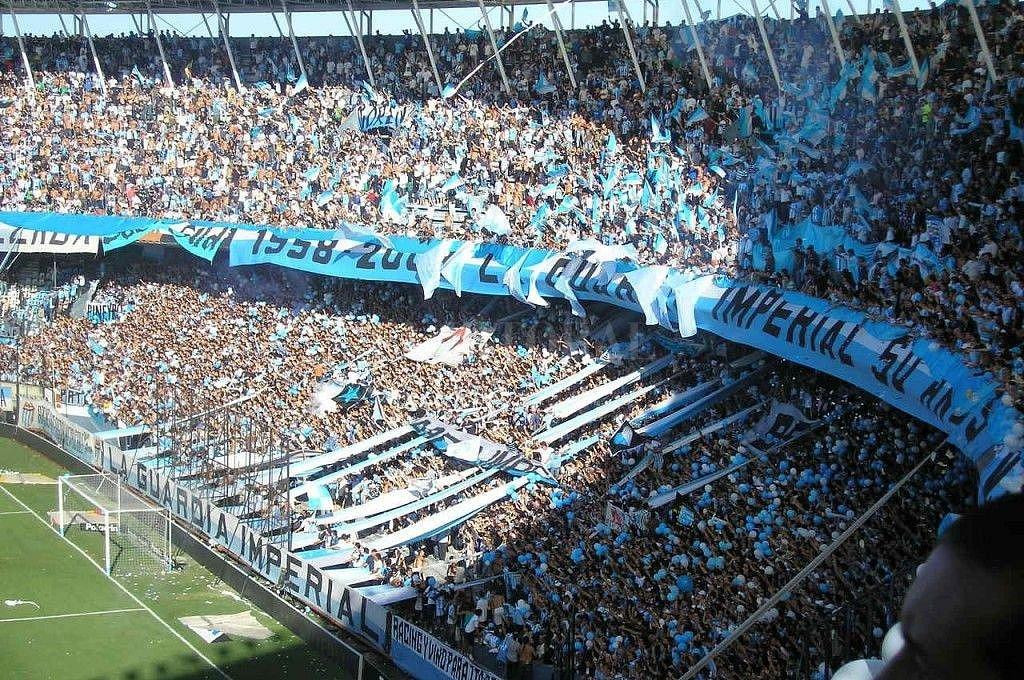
[876,493,1023,680]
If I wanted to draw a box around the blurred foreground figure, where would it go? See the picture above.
[875,494,1023,680]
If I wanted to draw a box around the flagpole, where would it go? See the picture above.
[750,0,783,92]
[820,0,847,66]
[962,0,997,83]
[889,0,920,79]
[680,0,713,91]
[614,0,647,93]
[476,0,512,95]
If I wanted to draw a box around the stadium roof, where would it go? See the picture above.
[1,0,534,15]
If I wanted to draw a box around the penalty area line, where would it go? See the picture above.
[0,485,234,680]
[0,510,32,515]
[0,608,145,623]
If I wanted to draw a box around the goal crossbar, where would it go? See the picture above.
[57,473,172,575]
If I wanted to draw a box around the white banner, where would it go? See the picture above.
[0,225,99,254]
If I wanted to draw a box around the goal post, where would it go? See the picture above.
[55,473,172,575]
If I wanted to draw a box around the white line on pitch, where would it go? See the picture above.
[0,510,31,515]
[0,486,233,680]
[0,608,145,623]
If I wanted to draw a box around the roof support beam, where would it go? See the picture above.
[212,1,244,91]
[409,0,443,97]
[476,0,511,95]
[750,0,782,92]
[57,14,71,37]
[613,0,646,93]
[280,1,307,83]
[680,0,713,91]
[889,0,920,79]
[81,13,108,98]
[6,6,34,91]
[146,3,174,87]
[819,0,846,66]
[962,0,997,83]
[201,13,215,39]
[545,0,577,90]
[343,0,375,89]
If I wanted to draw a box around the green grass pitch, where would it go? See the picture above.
[0,437,350,680]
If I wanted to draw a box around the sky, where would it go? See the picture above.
[2,0,935,38]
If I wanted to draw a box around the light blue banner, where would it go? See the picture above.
[3,210,1020,498]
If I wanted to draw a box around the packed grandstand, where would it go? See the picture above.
[0,0,1022,678]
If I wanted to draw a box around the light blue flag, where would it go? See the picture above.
[687,107,709,126]
[360,80,379,102]
[304,166,321,182]
[601,163,621,198]
[653,233,667,255]
[651,115,671,144]
[258,107,275,118]
[534,72,557,95]
[641,181,652,208]
[738,106,752,138]
[916,57,930,91]
[886,61,913,78]
[316,190,334,207]
[622,172,643,186]
[379,180,407,222]
[291,72,309,97]
[299,184,312,200]
[951,106,981,137]
[440,174,463,193]
[412,239,451,299]
[555,195,577,215]
[606,133,618,155]
[478,204,511,235]
[531,203,551,231]
[442,83,458,99]
[860,51,878,102]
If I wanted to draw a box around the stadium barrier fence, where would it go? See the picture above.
[7,399,503,680]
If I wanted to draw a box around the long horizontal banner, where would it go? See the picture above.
[1,210,1019,498]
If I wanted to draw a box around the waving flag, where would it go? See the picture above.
[531,203,551,231]
[291,73,309,97]
[687,107,709,126]
[651,115,671,144]
[440,174,463,193]
[534,72,557,95]
[916,57,930,90]
[606,133,618,155]
[478,204,511,235]
[379,181,407,223]
[316,190,334,207]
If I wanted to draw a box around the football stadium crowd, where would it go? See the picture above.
[0,1,1020,677]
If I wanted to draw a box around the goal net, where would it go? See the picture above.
[54,473,171,576]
